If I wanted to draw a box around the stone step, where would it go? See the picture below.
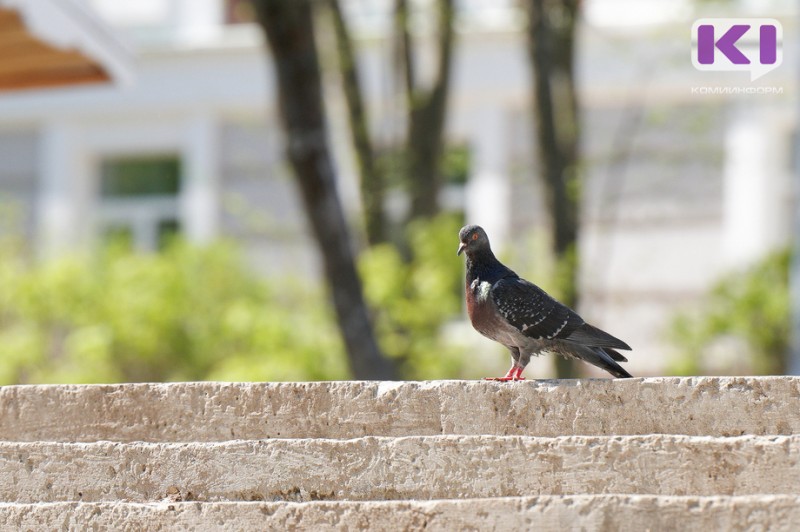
[1,496,799,531]
[1,435,797,503]
[1,377,798,442]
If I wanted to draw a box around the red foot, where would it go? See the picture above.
[484,367,526,381]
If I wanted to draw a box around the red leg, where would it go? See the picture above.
[484,366,526,382]
[483,366,516,381]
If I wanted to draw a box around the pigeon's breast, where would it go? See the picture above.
[466,279,491,321]
[467,279,522,347]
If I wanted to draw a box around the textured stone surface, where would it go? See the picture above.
[2,496,800,531]
[1,377,799,442]
[0,435,798,503]
[2,379,799,528]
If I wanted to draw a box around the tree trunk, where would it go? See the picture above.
[328,0,386,245]
[253,0,396,380]
[395,0,455,222]
[527,0,581,377]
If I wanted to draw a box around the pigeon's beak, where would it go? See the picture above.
[457,242,466,256]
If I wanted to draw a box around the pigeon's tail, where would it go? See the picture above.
[566,323,631,351]
[561,343,633,379]
[597,349,634,378]
[603,347,628,362]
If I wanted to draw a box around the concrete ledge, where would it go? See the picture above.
[1,435,798,502]
[1,377,799,441]
[1,496,799,531]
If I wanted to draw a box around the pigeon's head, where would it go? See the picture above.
[457,224,491,257]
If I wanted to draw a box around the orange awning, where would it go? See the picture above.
[0,1,133,91]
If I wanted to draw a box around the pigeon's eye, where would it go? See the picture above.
[471,233,478,241]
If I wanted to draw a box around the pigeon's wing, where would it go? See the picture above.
[490,277,584,340]
[491,277,632,350]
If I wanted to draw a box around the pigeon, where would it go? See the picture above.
[457,224,632,380]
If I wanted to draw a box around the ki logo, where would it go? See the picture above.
[692,18,783,81]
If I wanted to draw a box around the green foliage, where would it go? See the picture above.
[668,249,790,375]
[0,241,348,384]
[0,216,476,384]
[359,213,468,379]
[440,144,471,185]
[0,212,477,384]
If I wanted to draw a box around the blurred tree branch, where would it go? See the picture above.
[396,0,455,222]
[328,0,387,245]
[252,0,396,380]
[325,0,455,248]
[526,0,581,377]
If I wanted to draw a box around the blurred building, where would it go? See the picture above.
[0,0,795,375]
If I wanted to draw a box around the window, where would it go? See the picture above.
[96,156,182,251]
[100,157,180,198]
